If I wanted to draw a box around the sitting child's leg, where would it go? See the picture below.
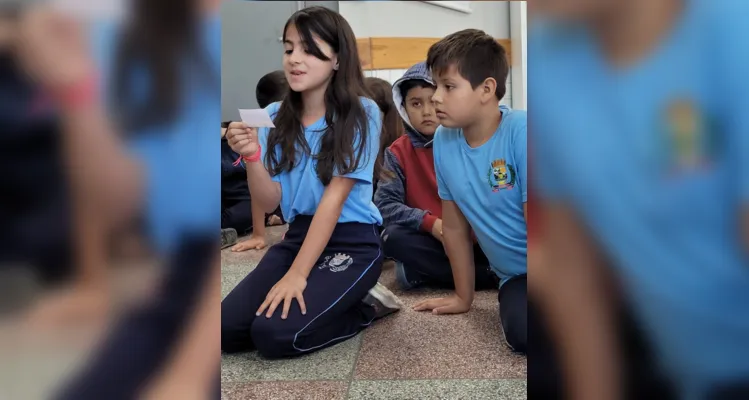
[221,199,253,236]
[383,224,500,290]
[499,274,527,353]
[382,224,453,289]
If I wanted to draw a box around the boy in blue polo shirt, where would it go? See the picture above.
[413,29,527,353]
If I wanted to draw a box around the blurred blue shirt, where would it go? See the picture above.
[530,0,749,394]
[92,16,221,254]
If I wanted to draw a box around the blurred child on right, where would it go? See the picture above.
[374,62,497,291]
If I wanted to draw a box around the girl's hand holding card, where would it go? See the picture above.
[226,121,259,157]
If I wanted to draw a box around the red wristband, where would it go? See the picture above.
[232,145,262,166]
[51,72,99,110]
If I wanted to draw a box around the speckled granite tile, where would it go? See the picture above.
[221,225,288,275]
[221,271,248,300]
[357,271,526,379]
[221,381,347,400]
[347,379,526,400]
[221,334,362,382]
[221,224,526,390]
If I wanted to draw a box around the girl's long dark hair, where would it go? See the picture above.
[365,77,404,181]
[111,0,216,134]
[266,6,370,186]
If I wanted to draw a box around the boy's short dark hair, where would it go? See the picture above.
[399,79,436,104]
[426,29,508,101]
[255,70,288,108]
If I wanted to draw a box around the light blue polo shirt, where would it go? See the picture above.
[530,0,749,395]
[433,106,527,285]
[256,97,383,225]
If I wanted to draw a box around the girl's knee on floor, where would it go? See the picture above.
[221,309,256,353]
[221,325,249,353]
[250,315,302,359]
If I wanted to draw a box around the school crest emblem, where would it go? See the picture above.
[662,98,719,175]
[487,159,515,192]
[318,253,353,272]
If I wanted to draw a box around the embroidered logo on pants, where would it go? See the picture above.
[318,253,353,272]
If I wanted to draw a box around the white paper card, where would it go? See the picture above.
[238,109,276,128]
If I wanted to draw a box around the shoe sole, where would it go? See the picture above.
[221,229,238,249]
[370,282,405,310]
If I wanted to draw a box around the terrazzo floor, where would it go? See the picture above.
[221,225,527,400]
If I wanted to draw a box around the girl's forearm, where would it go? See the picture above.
[62,100,138,290]
[245,161,281,213]
[72,197,109,288]
[62,103,144,228]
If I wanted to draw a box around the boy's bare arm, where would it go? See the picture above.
[533,203,621,400]
[442,200,475,303]
[413,200,475,314]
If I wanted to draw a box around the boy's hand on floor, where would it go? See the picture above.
[413,295,471,315]
[257,271,307,320]
[231,235,267,252]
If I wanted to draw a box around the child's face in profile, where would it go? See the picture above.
[283,24,338,94]
[404,85,438,136]
[431,65,482,129]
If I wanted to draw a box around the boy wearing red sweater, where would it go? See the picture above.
[374,62,497,290]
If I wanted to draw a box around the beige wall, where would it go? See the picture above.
[339,1,510,39]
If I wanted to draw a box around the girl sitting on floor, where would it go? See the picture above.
[221,6,402,359]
